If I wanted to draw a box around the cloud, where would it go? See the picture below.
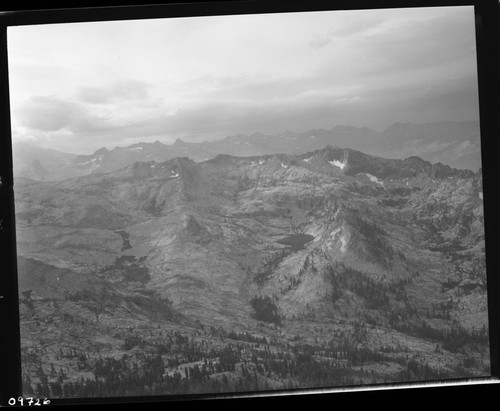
[327,74,480,129]
[16,96,109,133]
[118,95,347,141]
[353,10,476,77]
[77,80,149,104]
[308,34,333,49]
[8,6,479,153]
[13,69,479,154]
[307,11,386,49]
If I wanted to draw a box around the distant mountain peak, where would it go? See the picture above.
[383,122,406,132]
[332,125,357,132]
[321,145,351,156]
[209,153,242,165]
[95,147,110,155]
[173,138,187,146]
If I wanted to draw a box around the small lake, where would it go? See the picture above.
[276,233,315,251]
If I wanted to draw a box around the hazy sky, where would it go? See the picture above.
[8,6,479,154]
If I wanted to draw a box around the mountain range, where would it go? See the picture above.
[12,120,481,181]
[15,143,489,398]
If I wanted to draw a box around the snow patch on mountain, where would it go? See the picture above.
[329,159,347,170]
[78,155,103,166]
[366,173,384,186]
[339,227,348,253]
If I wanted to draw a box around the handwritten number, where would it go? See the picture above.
[7,397,50,406]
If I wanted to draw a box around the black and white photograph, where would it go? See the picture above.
[4,0,496,402]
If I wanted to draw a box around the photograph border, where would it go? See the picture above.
[0,0,498,407]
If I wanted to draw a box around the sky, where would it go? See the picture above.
[7,5,480,154]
